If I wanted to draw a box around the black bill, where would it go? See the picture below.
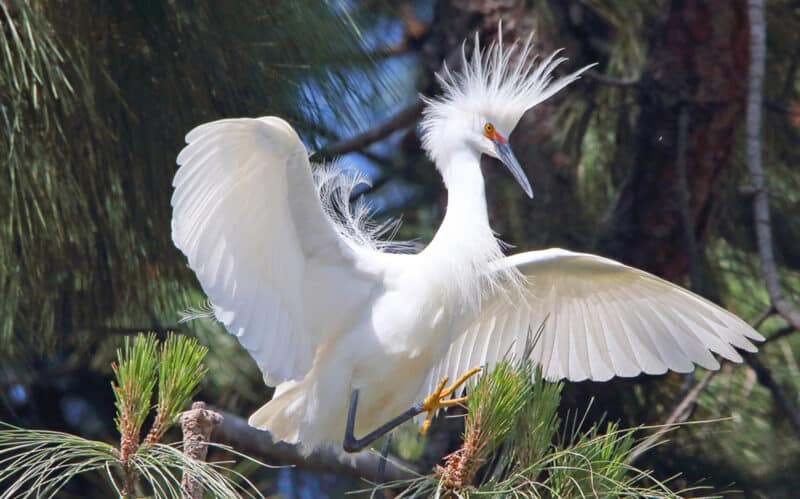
[494,140,533,199]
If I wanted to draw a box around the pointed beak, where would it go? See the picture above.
[493,140,533,199]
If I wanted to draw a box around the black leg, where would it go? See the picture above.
[343,389,424,453]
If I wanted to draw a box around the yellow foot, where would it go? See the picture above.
[420,366,482,435]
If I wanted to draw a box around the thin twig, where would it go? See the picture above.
[314,99,424,159]
[626,371,713,465]
[628,301,798,463]
[585,69,640,87]
[751,305,775,330]
[764,325,796,344]
[746,0,800,331]
[743,355,800,434]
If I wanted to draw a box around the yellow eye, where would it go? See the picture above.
[483,122,495,136]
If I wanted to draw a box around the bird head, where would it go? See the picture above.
[420,30,593,199]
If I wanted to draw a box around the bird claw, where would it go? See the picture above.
[419,366,482,434]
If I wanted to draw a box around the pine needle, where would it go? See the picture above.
[384,359,715,498]
[111,333,158,459]
[145,333,208,445]
[0,334,265,498]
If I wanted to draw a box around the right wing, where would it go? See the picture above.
[172,117,379,384]
[422,248,762,395]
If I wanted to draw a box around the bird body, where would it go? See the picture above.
[171,32,763,455]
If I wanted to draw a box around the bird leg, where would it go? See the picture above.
[343,389,424,453]
[342,366,482,453]
[420,366,481,434]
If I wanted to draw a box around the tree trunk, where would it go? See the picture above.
[595,0,749,290]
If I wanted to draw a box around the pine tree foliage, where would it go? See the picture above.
[111,334,158,460]
[0,333,263,498]
[0,0,396,359]
[377,360,700,498]
[147,333,209,444]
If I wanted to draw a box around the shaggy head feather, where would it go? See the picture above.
[420,30,593,165]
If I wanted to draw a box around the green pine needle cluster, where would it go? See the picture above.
[111,333,208,456]
[0,424,265,499]
[111,334,159,456]
[0,427,116,498]
[0,333,259,498]
[148,334,209,444]
[385,358,709,498]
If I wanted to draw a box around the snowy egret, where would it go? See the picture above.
[171,32,763,455]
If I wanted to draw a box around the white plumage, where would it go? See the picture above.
[171,32,762,454]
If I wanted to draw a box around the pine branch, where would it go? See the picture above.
[390,360,688,497]
[110,334,159,496]
[0,334,262,498]
[585,69,640,87]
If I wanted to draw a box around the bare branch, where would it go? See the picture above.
[746,0,800,331]
[747,4,800,316]
[211,409,419,484]
[751,305,775,330]
[314,100,424,159]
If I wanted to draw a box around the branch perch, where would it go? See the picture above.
[211,409,418,484]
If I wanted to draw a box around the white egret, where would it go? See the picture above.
[171,31,763,455]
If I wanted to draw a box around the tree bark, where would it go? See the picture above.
[180,402,223,499]
[595,0,749,288]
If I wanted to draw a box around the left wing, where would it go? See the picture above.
[172,117,380,384]
[422,248,763,394]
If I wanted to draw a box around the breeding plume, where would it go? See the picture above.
[171,32,762,454]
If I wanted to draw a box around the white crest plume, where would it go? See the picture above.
[420,28,594,162]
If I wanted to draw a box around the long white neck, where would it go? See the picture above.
[428,149,492,249]
[422,149,516,310]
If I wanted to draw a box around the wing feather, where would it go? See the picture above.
[578,298,612,381]
[422,248,762,393]
[172,117,378,383]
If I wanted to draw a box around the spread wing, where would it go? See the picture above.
[171,117,377,384]
[423,248,763,393]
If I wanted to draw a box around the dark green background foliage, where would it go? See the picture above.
[2,0,799,497]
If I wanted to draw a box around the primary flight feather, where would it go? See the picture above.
[171,31,762,454]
